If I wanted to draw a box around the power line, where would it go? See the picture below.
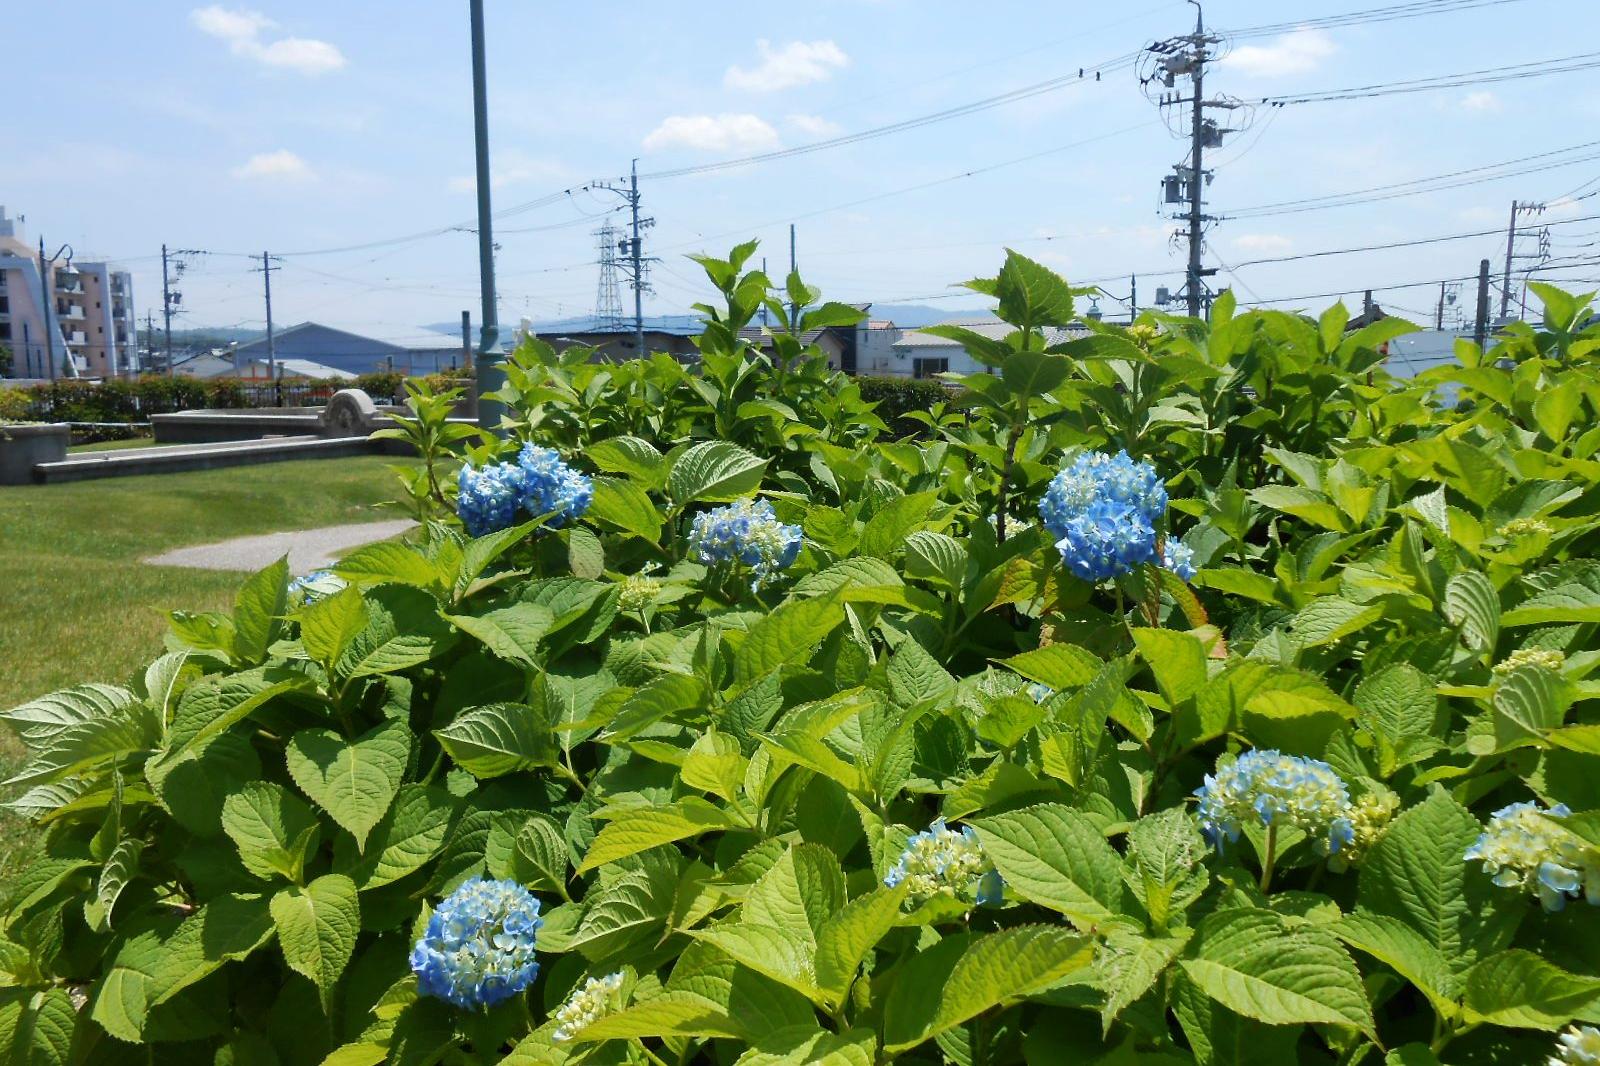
[1257,49,1600,107]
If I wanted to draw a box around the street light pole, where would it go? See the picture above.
[468,0,504,432]
[37,238,72,382]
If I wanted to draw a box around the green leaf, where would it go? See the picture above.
[435,701,557,778]
[334,540,444,590]
[1358,789,1511,981]
[1288,596,1384,648]
[445,603,555,668]
[1503,573,1600,626]
[285,719,411,851]
[220,780,322,883]
[669,441,768,504]
[297,586,369,668]
[860,491,938,559]
[1249,486,1349,533]
[588,477,663,540]
[993,249,1076,329]
[882,925,1092,1052]
[973,804,1126,929]
[1000,643,1102,690]
[904,530,968,589]
[1443,570,1500,653]
[336,784,456,889]
[336,586,455,678]
[578,798,738,873]
[1179,908,1376,1037]
[1335,910,1455,1014]
[232,556,289,665]
[813,885,908,1006]
[1,683,139,748]
[1,987,75,1066]
[886,638,956,706]
[270,874,360,1011]
[733,594,845,683]
[1463,950,1600,1030]
[586,436,665,483]
[1494,666,1570,747]
[1133,629,1209,705]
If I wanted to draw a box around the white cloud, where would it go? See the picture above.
[725,40,848,92]
[1460,90,1503,114]
[191,6,346,75]
[1222,29,1335,78]
[232,149,314,181]
[1232,233,1293,254]
[788,113,843,138]
[643,114,780,152]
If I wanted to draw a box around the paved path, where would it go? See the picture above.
[144,519,417,575]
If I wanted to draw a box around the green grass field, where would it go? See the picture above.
[0,455,413,875]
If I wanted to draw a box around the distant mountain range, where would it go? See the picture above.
[421,303,996,337]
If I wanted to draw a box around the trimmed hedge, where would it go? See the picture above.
[856,375,959,435]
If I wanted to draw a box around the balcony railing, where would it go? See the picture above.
[67,331,88,345]
[58,304,86,320]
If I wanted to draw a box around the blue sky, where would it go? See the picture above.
[4,0,1598,343]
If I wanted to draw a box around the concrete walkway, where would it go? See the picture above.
[144,519,417,575]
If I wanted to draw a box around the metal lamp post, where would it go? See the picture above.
[37,239,73,381]
[468,0,505,433]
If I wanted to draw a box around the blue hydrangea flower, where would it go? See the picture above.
[1054,499,1160,582]
[516,444,592,528]
[1038,451,1170,582]
[288,570,346,605]
[1025,682,1055,704]
[457,462,527,537]
[1194,750,1355,857]
[1039,450,1168,537]
[1162,539,1197,581]
[687,499,802,592]
[552,971,626,1042]
[1465,802,1598,913]
[411,878,543,1010]
[1552,1026,1600,1065]
[885,818,1004,907]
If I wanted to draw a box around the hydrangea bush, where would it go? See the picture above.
[3,247,1600,1065]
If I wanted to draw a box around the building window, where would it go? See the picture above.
[913,357,948,379]
[0,323,10,341]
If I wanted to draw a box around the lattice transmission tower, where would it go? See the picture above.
[593,221,626,332]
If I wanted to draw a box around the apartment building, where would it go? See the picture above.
[0,206,137,379]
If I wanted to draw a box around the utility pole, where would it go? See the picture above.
[788,224,799,328]
[1437,281,1446,330]
[1142,2,1242,320]
[256,252,280,403]
[468,0,503,430]
[761,257,770,328]
[1130,274,1138,322]
[460,310,472,372]
[161,244,174,376]
[37,237,55,383]
[1500,200,1545,320]
[594,163,656,357]
[145,311,155,373]
[1474,258,1491,351]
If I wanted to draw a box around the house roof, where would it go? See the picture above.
[892,320,1092,348]
[232,322,409,357]
[246,357,356,380]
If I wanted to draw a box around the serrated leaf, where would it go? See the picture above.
[1133,629,1209,705]
[669,441,768,504]
[1443,570,1500,653]
[882,925,1092,1052]
[435,702,557,778]
[733,594,845,683]
[813,885,907,1006]
[1000,643,1102,690]
[1179,908,1376,1036]
[334,540,443,590]
[297,586,369,668]
[578,799,738,873]
[336,784,456,889]
[588,477,662,540]
[285,719,411,851]
[1463,950,1600,1030]
[336,586,455,679]
[271,874,360,1011]
[221,780,322,883]
[445,603,555,667]
[232,556,289,665]
[973,804,1125,929]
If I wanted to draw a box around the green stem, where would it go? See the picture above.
[1259,824,1278,893]
[635,1041,674,1066]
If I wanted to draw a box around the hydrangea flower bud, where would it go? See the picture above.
[885,818,1004,907]
[1551,1025,1600,1065]
[1038,451,1169,582]
[1499,517,1552,539]
[1465,802,1598,912]
[516,444,593,528]
[618,573,663,612]
[1194,750,1356,857]
[552,971,625,1042]
[687,499,802,592]
[411,878,543,1010]
[288,570,346,605]
[1493,647,1566,676]
[1326,789,1399,873]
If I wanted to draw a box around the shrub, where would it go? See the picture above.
[0,384,30,422]
[856,374,958,434]
[2,253,1599,1065]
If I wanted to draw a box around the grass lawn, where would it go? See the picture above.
[0,454,414,875]
[68,435,159,453]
